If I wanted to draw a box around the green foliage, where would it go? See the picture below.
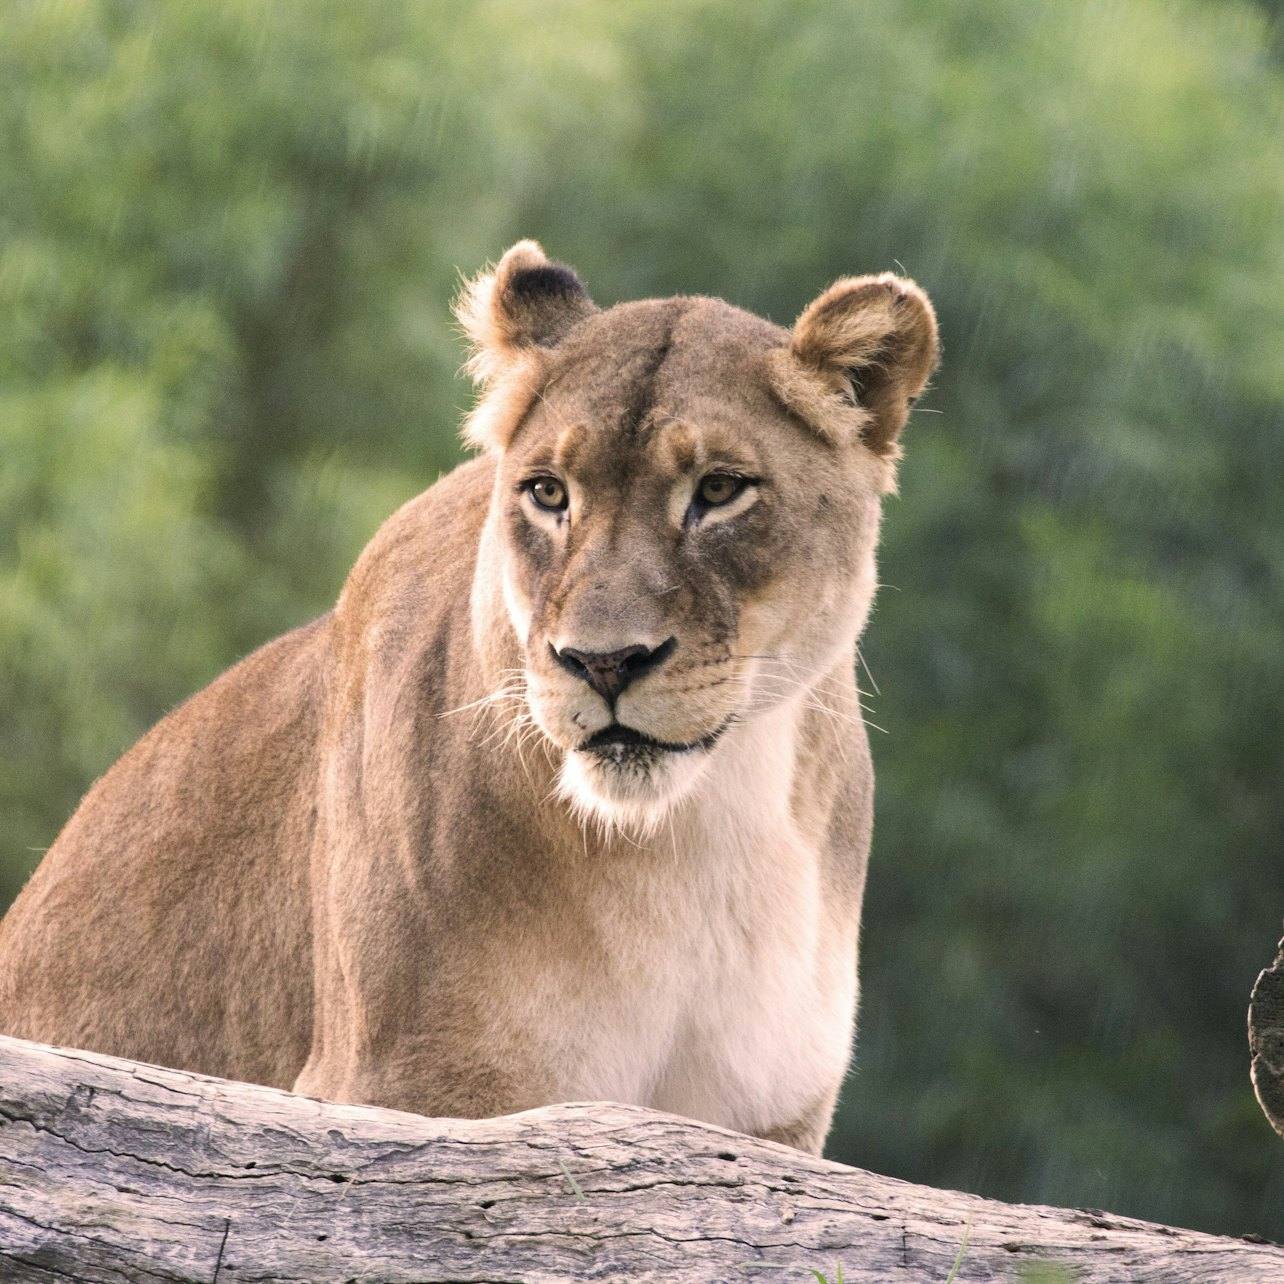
[2,0,1282,1243]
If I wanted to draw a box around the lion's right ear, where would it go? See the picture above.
[454,241,597,389]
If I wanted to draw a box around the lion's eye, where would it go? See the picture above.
[696,473,746,507]
[526,476,568,512]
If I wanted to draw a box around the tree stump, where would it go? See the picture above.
[1250,932,1284,1140]
[0,1033,1281,1282]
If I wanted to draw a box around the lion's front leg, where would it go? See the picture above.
[296,835,555,1118]
[755,1084,843,1157]
[294,910,554,1119]
[291,1042,544,1120]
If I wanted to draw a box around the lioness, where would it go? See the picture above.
[0,242,936,1154]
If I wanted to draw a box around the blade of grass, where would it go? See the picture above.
[945,1215,973,1283]
[557,1157,587,1203]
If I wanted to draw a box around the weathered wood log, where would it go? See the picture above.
[1250,932,1284,1140]
[0,1034,1280,1283]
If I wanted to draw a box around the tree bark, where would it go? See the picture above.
[0,1034,1280,1283]
[1250,932,1284,1140]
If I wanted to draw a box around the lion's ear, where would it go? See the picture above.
[455,240,597,387]
[770,273,938,456]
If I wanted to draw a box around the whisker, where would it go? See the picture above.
[440,690,517,718]
[738,670,885,734]
[735,652,883,714]
[856,646,881,696]
[439,673,529,721]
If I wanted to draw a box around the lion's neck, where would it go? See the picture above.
[670,695,803,846]
[500,691,857,1135]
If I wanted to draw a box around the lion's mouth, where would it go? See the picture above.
[579,722,728,759]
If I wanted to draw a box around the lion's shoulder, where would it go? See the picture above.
[335,454,497,625]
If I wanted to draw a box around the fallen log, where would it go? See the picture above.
[0,1034,1280,1283]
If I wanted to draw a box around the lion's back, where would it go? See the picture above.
[0,612,332,1085]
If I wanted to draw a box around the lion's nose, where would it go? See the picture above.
[552,638,676,703]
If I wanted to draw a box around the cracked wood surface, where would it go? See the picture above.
[1250,933,1284,1139]
[0,1034,1281,1283]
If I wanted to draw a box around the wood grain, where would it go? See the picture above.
[1,1033,1280,1282]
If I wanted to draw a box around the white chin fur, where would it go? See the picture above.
[558,747,713,838]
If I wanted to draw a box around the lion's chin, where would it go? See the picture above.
[557,743,714,838]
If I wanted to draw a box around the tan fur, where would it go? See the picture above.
[0,243,937,1154]
[771,272,939,460]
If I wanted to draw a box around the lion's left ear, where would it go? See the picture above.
[767,273,938,456]
[455,240,598,388]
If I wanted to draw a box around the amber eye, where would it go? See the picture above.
[526,476,568,512]
[696,473,745,507]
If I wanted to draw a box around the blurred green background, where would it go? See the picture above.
[3,0,1282,1241]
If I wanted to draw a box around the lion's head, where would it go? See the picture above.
[457,242,937,833]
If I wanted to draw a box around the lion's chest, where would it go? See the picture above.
[516,730,860,1138]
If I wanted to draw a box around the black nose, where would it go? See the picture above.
[553,638,676,703]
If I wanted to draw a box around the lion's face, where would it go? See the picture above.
[458,243,937,831]
[494,301,883,827]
